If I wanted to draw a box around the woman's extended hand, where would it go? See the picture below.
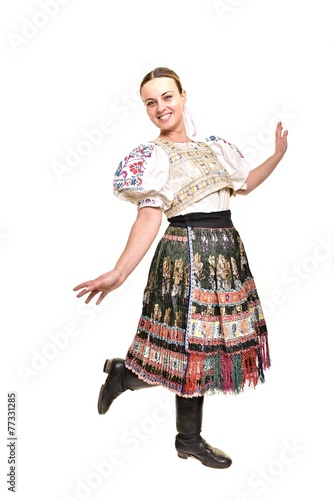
[73,208,163,305]
[73,269,124,305]
[235,121,289,196]
[274,121,288,158]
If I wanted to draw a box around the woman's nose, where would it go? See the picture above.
[156,100,166,113]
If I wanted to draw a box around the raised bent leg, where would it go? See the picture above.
[98,358,153,415]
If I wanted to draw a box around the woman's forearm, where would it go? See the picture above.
[73,206,163,305]
[236,151,284,195]
[114,206,163,281]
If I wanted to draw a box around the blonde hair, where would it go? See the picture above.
[140,67,183,95]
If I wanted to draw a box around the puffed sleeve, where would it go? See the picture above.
[113,142,173,211]
[204,135,249,191]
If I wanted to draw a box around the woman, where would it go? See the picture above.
[74,67,288,469]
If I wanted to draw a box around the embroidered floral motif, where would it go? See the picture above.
[114,143,155,193]
[129,161,145,175]
[205,135,245,158]
[137,198,163,210]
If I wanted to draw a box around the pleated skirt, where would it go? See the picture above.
[125,217,270,397]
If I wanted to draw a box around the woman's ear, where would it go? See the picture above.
[181,90,187,106]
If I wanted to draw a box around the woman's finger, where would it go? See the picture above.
[84,290,99,304]
[96,292,107,305]
[73,281,91,292]
[75,286,92,298]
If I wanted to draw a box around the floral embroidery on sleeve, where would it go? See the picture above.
[137,198,163,210]
[114,143,155,193]
[205,135,244,158]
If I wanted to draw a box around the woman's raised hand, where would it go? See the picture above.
[274,121,288,158]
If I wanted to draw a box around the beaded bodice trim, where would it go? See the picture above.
[151,139,234,218]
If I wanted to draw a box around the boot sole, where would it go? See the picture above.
[97,384,106,415]
[176,451,232,468]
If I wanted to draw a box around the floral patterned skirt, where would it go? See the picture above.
[125,221,270,397]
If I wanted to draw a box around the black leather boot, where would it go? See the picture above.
[98,358,152,415]
[175,395,232,469]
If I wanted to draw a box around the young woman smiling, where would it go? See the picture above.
[74,67,288,469]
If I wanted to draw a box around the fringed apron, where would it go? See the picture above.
[125,209,270,397]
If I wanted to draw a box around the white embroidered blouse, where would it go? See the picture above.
[113,136,249,218]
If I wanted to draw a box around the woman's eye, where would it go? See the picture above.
[165,95,172,100]
[147,101,155,107]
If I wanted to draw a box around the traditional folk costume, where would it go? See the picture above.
[112,136,270,398]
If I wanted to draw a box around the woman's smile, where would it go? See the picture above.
[158,112,172,121]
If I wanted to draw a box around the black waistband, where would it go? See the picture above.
[168,210,233,228]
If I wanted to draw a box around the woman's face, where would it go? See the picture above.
[141,77,187,133]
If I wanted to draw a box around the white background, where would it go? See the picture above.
[1,1,333,499]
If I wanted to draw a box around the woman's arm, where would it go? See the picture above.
[73,206,163,305]
[235,122,288,196]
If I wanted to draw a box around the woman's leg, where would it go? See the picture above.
[98,358,153,414]
[175,395,232,468]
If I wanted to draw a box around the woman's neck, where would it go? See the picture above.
[158,131,192,143]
